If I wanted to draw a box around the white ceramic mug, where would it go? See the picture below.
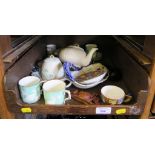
[43,80,71,105]
[101,85,132,105]
[18,76,41,104]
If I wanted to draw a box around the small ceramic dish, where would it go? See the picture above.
[75,72,107,85]
[64,62,109,89]
[72,73,109,89]
[72,63,108,85]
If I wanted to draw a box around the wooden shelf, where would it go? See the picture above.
[149,116,155,119]
[6,89,141,115]
[9,102,141,115]
[1,35,152,118]
[3,36,41,63]
[113,36,152,66]
[5,80,148,116]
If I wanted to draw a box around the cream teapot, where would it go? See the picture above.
[59,44,98,67]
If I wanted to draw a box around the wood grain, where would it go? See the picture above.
[6,90,142,115]
[0,36,14,118]
[0,36,12,54]
[143,36,155,60]
[140,63,155,118]
[3,36,41,63]
[3,36,33,58]
[151,97,155,113]
[113,36,151,65]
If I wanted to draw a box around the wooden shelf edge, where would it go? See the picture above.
[113,36,152,66]
[3,36,42,63]
[149,116,155,119]
[5,89,147,116]
[7,102,141,115]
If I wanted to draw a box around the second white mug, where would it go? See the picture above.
[43,80,71,105]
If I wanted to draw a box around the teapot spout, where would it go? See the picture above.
[82,48,98,66]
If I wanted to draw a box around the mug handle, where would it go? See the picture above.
[124,95,132,103]
[61,78,72,88]
[64,90,71,102]
[39,80,47,95]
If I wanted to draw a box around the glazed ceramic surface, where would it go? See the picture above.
[43,80,71,105]
[59,45,98,67]
[63,62,81,81]
[64,62,109,89]
[74,63,108,84]
[72,74,109,89]
[64,63,108,84]
[101,85,131,105]
[85,44,98,52]
[18,76,41,104]
[41,55,64,80]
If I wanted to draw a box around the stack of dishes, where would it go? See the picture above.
[64,63,109,89]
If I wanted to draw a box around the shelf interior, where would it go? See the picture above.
[4,35,149,110]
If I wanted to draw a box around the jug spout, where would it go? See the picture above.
[82,48,98,66]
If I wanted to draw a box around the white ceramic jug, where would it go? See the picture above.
[41,55,64,80]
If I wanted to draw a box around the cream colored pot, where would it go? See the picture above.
[59,45,98,67]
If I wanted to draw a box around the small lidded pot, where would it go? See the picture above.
[41,55,65,80]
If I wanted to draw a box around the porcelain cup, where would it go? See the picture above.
[18,76,41,104]
[43,80,71,105]
[101,85,132,105]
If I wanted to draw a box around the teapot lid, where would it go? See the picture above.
[44,55,59,62]
[49,55,55,58]
[68,44,84,51]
